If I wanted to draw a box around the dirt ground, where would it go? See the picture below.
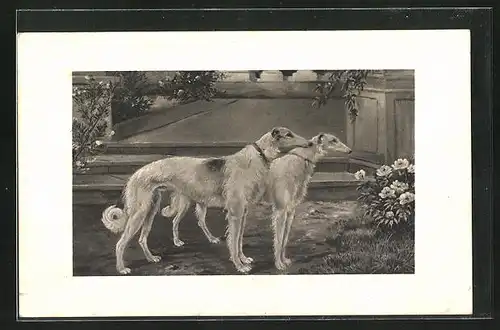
[73,200,358,276]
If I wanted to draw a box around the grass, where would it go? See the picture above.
[300,209,415,274]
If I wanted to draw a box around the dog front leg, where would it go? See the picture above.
[280,207,296,267]
[272,207,288,271]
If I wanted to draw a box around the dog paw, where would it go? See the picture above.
[173,239,185,247]
[236,264,252,273]
[240,256,254,264]
[283,257,292,266]
[118,267,131,275]
[148,255,162,263]
[275,262,288,271]
[209,237,220,244]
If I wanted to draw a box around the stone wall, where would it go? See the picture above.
[346,70,415,163]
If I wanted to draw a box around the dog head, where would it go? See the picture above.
[311,132,352,155]
[269,127,312,151]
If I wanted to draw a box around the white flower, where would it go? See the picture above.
[109,130,115,136]
[75,160,84,167]
[376,165,392,177]
[379,187,396,199]
[105,82,111,89]
[385,211,395,219]
[95,140,102,146]
[158,80,164,87]
[354,169,366,180]
[84,75,91,80]
[399,192,415,205]
[408,164,415,173]
[390,180,409,193]
[392,158,409,170]
[99,81,104,85]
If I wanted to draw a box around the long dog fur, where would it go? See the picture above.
[101,127,310,275]
[268,132,352,270]
[161,132,352,272]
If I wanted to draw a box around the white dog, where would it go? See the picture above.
[268,133,352,270]
[101,127,311,274]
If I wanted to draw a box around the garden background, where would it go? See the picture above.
[72,70,415,276]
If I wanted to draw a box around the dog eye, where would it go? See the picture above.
[332,138,338,143]
[286,133,293,138]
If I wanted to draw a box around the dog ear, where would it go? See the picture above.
[317,133,326,143]
[271,127,281,139]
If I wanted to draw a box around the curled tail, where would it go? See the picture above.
[101,205,127,234]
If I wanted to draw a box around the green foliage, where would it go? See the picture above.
[312,70,372,122]
[355,158,415,228]
[157,71,226,103]
[300,214,414,274]
[72,76,116,171]
[110,71,154,124]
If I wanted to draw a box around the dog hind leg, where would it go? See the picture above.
[238,207,253,264]
[138,191,162,263]
[225,200,251,273]
[195,203,220,244]
[115,194,154,275]
[172,194,191,247]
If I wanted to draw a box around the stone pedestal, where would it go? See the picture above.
[259,70,284,82]
[346,70,415,164]
[222,71,252,82]
[289,70,318,82]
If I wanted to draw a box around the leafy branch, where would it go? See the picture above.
[109,71,154,124]
[72,76,116,171]
[312,70,372,122]
[157,71,227,103]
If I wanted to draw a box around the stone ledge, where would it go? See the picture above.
[73,172,365,205]
[78,152,381,176]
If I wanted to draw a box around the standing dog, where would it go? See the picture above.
[268,133,352,270]
[101,127,311,274]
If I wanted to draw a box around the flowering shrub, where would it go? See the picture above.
[72,75,116,171]
[110,71,154,124]
[312,70,373,122]
[355,158,415,227]
[157,71,226,103]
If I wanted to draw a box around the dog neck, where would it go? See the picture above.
[288,151,315,165]
[253,134,280,163]
[290,144,326,163]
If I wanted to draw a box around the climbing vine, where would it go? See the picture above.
[312,70,372,122]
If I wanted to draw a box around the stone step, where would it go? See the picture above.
[81,152,380,175]
[73,172,366,205]
[100,142,383,160]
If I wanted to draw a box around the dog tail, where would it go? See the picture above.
[101,204,127,234]
[161,205,177,217]
[161,193,179,218]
